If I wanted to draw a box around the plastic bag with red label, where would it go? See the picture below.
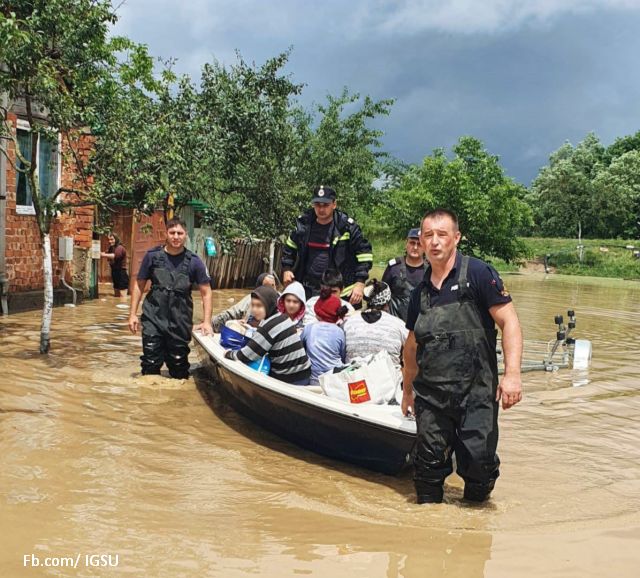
[319,350,401,404]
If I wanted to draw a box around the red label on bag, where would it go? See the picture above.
[348,380,371,404]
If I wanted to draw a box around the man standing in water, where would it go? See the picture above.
[382,228,427,322]
[281,186,373,304]
[128,217,213,379]
[401,209,523,504]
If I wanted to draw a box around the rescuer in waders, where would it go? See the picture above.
[401,209,523,504]
[382,228,427,322]
[128,217,213,379]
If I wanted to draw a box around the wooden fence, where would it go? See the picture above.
[204,239,284,289]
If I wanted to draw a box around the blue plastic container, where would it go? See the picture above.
[205,237,217,257]
[247,356,271,375]
[220,324,249,350]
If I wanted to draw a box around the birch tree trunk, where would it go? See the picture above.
[40,232,54,353]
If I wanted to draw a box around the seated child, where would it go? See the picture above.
[301,289,348,385]
[277,281,306,329]
[212,273,276,332]
[303,269,355,327]
[225,286,311,385]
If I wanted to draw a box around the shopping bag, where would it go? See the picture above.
[319,350,401,404]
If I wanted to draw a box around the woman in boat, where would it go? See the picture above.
[212,273,276,332]
[277,281,306,330]
[342,279,408,368]
[225,286,311,385]
[300,289,349,385]
[302,269,355,326]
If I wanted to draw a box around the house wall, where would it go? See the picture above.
[3,112,95,294]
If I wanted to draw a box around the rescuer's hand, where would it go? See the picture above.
[401,388,414,417]
[195,321,213,336]
[128,315,139,334]
[496,373,523,410]
[283,270,295,285]
[349,282,365,305]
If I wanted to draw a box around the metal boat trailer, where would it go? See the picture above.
[498,310,592,374]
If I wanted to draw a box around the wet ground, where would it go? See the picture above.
[1,274,639,577]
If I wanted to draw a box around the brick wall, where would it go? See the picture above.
[4,112,95,293]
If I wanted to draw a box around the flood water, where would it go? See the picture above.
[1,273,639,577]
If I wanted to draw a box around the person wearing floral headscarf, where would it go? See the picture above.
[342,279,408,368]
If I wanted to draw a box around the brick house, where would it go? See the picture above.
[0,99,96,314]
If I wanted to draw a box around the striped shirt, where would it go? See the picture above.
[234,312,311,384]
[342,311,409,367]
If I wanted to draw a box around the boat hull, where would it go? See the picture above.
[195,341,416,475]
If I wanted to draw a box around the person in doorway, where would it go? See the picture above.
[401,208,523,504]
[276,281,306,329]
[212,273,276,332]
[281,186,373,305]
[101,233,129,298]
[300,290,348,385]
[225,286,311,385]
[128,217,213,379]
[342,279,408,368]
[382,228,427,322]
[302,269,355,327]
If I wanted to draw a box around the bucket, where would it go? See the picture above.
[220,324,249,350]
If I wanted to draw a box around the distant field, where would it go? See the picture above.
[369,235,640,280]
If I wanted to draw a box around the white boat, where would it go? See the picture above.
[193,332,417,475]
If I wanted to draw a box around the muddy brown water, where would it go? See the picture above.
[1,274,639,577]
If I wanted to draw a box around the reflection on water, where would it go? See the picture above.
[1,274,639,577]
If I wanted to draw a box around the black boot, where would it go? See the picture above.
[415,483,444,504]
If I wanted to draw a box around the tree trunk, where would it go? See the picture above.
[40,233,54,354]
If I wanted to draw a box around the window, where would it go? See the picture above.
[15,120,60,215]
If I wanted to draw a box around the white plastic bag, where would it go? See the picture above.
[319,350,401,404]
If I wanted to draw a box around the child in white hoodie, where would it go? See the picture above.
[277,281,306,330]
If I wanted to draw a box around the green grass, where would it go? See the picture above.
[527,237,640,279]
[368,234,640,280]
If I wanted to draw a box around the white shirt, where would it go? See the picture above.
[342,311,408,367]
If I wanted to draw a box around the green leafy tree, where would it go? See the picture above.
[383,136,532,261]
[0,0,151,352]
[197,51,306,242]
[0,0,155,353]
[530,132,640,238]
[294,88,394,219]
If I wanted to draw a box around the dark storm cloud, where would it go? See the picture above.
[113,1,640,184]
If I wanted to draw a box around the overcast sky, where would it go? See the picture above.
[113,0,640,185]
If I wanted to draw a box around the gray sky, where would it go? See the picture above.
[113,0,640,184]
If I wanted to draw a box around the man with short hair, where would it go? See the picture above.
[128,217,213,379]
[402,209,523,504]
[382,228,427,322]
[281,186,373,305]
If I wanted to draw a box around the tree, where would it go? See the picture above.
[294,88,394,220]
[0,0,150,352]
[530,132,639,238]
[382,136,532,261]
[197,51,306,242]
[90,63,203,226]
